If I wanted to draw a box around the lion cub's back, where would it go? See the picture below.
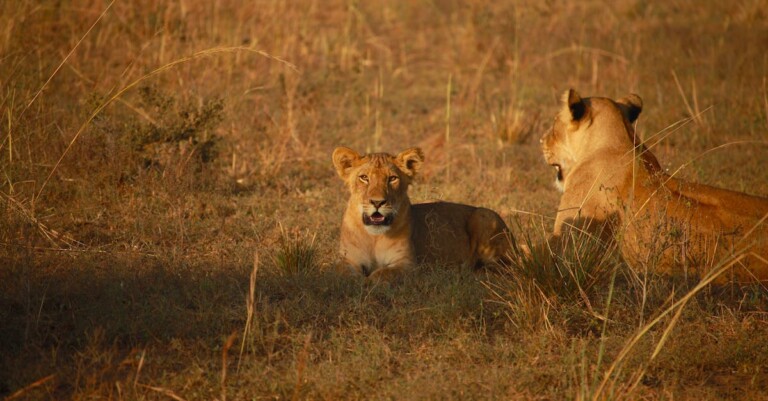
[410,201,484,267]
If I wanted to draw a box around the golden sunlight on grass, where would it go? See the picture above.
[1,1,768,399]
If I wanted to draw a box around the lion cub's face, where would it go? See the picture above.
[332,147,424,235]
[540,89,643,192]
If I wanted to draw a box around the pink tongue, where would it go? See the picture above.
[370,213,386,223]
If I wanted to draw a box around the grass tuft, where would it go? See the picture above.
[271,225,318,276]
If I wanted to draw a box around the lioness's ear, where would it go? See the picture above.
[617,93,643,123]
[395,147,424,177]
[332,147,361,179]
[564,89,586,121]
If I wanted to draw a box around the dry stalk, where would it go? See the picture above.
[444,73,452,180]
[220,331,238,401]
[763,77,768,130]
[20,1,115,119]
[3,374,55,401]
[138,384,188,401]
[291,332,312,401]
[133,349,146,389]
[238,252,260,373]
[671,69,707,128]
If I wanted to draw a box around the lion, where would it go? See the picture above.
[540,89,768,283]
[332,146,515,282]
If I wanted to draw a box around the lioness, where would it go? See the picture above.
[332,146,514,282]
[540,89,768,282]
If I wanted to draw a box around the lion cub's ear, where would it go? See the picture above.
[564,89,586,121]
[617,94,643,123]
[332,147,361,179]
[395,147,424,178]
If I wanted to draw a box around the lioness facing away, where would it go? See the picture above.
[540,89,768,282]
[332,146,514,282]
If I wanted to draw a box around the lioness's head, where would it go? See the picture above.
[540,89,643,191]
[332,146,424,235]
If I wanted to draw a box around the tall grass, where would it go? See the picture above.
[2,1,768,399]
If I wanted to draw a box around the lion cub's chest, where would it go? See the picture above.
[340,228,414,274]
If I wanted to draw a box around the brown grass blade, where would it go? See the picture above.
[291,332,312,401]
[221,331,238,401]
[138,384,188,401]
[238,251,260,373]
[20,1,115,119]
[3,374,55,401]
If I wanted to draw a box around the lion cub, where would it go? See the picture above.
[332,146,514,282]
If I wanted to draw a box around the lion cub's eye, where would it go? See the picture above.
[358,175,369,183]
[388,176,399,183]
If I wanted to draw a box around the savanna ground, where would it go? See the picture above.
[2,1,768,399]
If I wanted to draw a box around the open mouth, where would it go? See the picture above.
[363,211,393,226]
[551,164,563,182]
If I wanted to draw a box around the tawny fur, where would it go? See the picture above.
[332,146,513,283]
[540,89,768,283]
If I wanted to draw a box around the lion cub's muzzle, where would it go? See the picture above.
[363,212,394,226]
[362,199,394,226]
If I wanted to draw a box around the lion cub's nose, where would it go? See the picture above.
[370,199,387,209]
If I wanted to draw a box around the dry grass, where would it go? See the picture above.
[2,0,768,399]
